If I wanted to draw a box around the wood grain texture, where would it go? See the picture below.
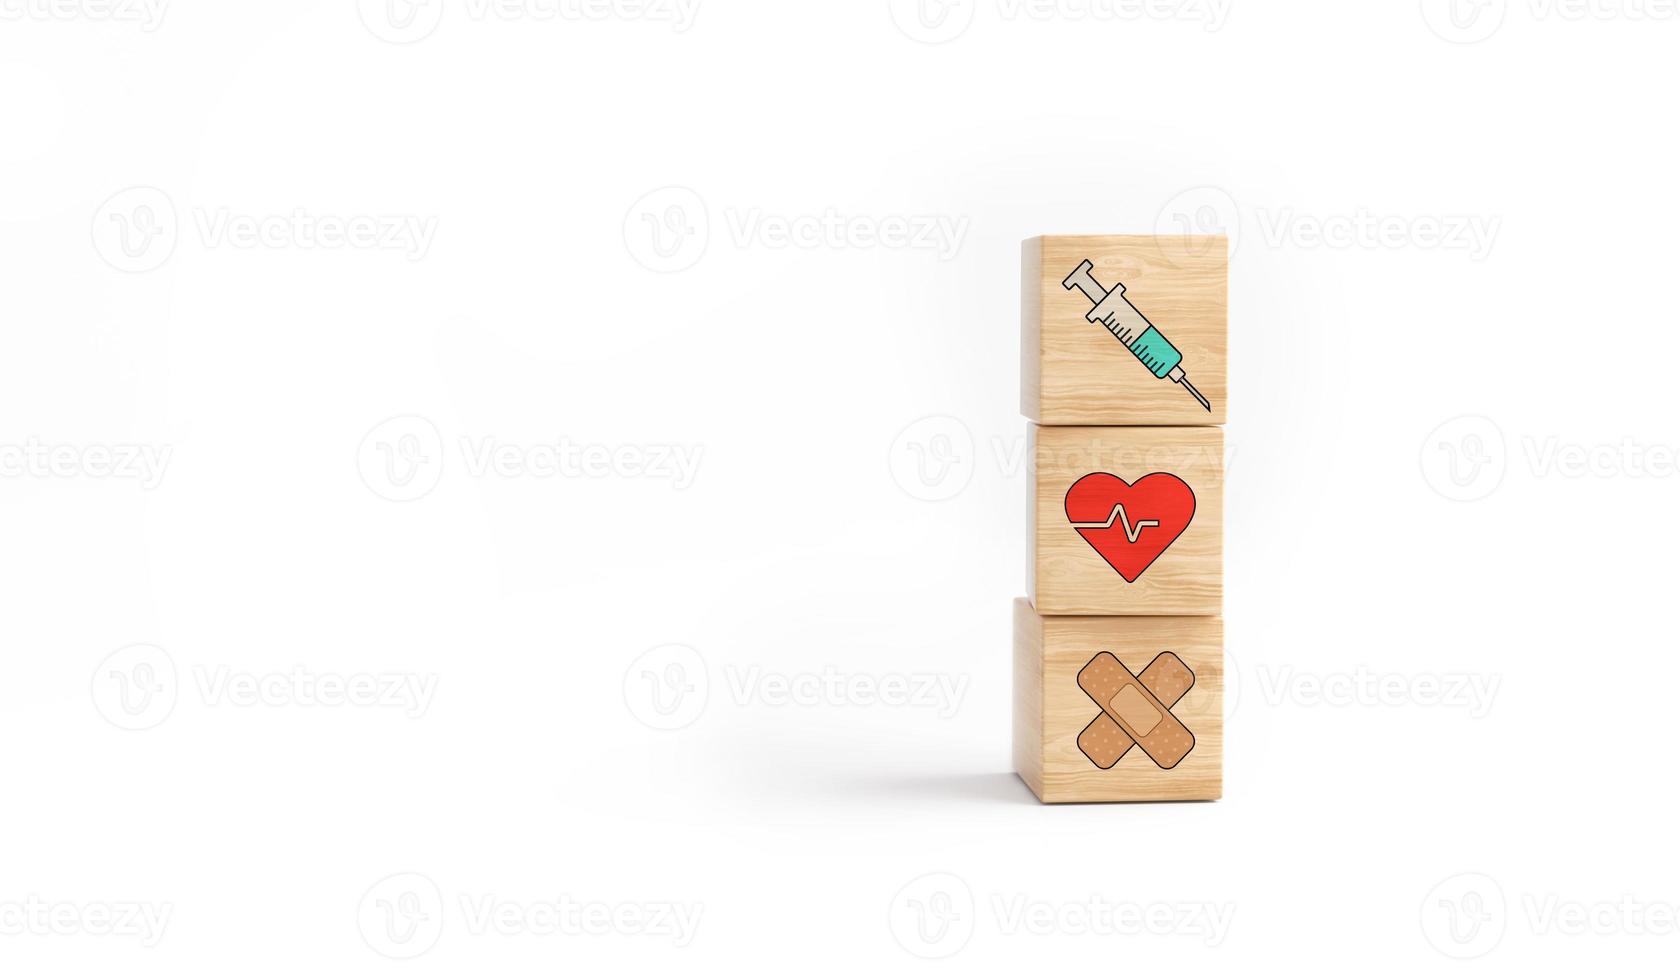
[1013,598,1222,803]
[1021,235,1227,425]
[1012,601,1044,801]
[1029,425,1222,616]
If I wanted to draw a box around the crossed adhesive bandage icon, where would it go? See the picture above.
[1076,652,1196,770]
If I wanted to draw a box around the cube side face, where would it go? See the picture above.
[1031,425,1222,616]
[1036,610,1222,803]
[1026,235,1227,426]
[1011,598,1045,800]
[1025,426,1039,602]
[1020,238,1043,421]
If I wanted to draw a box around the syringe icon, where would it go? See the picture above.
[1063,259,1211,412]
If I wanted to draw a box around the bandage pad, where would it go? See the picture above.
[1076,652,1195,770]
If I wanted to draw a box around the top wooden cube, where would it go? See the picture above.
[1021,235,1227,425]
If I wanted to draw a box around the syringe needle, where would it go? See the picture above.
[1179,376,1211,412]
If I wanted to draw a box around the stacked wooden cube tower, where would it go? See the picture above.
[1014,235,1226,803]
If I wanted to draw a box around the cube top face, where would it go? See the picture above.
[1030,425,1222,616]
[1014,599,1222,803]
[1022,235,1227,426]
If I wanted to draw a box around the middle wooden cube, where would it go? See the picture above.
[1029,424,1222,616]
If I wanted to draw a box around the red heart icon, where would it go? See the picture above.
[1063,472,1196,583]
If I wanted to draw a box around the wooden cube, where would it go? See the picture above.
[1014,598,1221,802]
[1029,424,1221,616]
[1022,235,1227,425]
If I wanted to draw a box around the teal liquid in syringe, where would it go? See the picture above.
[1063,259,1211,412]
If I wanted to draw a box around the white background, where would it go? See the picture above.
[3,0,1676,974]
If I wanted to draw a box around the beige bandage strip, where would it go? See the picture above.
[1076,652,1196,770]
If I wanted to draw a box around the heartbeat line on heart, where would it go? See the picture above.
[1068,504,1160,543]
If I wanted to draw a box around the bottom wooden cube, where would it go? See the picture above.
[1014,598,1222,803]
